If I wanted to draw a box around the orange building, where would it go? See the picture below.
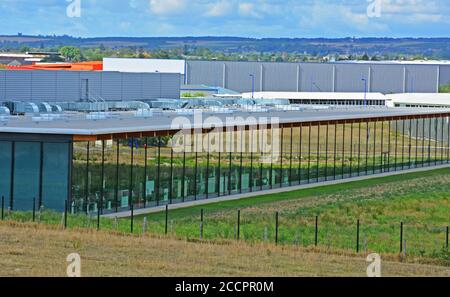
[6,61,103,71]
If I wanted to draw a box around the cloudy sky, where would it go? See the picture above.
[0,0,449,38]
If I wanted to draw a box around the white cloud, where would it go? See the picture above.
[205,1,233,17]
[238,2,261,18]
[148,0,186,15]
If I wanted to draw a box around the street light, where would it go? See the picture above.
[361,78,367,107]
[249,74,255,99]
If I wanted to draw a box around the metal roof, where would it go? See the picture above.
[1,107,450,137]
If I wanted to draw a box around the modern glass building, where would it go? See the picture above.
[1,107,450,214]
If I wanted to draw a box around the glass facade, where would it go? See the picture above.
[1,114,449,214]
[0,136,71,212]
[68,115,450,214]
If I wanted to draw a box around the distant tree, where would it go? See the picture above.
[439,83,450,93]
[19,46,30,53]
[59,46,84,62]
[361,53,370,61]
[41,55,64,62]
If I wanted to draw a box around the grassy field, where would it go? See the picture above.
[5,167,450,265]
[1,222,449,277]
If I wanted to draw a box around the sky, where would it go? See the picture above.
[0,0,449,38]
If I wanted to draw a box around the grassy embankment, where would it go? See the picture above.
[1,222,449,277]
[6,167,450,263]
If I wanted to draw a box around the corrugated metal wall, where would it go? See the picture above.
[370,64,404,93]
[439,65,450,86]
[186,61,444,93]
[0,70,180,102]
[0,71,5,102]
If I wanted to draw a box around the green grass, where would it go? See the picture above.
[4,167,450,263]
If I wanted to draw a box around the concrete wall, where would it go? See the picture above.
[185,60,450,94]
[0,70,181,102]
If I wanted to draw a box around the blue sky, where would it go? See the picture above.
[0,0,449,38]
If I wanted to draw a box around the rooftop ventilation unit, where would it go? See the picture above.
[0,106,10,115]
[110,101,150,111]
[38,102,53,113]
[51,104,63,113]
[9,101,40,114]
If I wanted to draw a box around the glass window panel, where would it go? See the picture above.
[72,141,88,213]
[88,141,102,213]
[103,139,117,212]
[13,142,40,211]
[42,142,69,212]
[117,138,131,209]
[0,141,12,204]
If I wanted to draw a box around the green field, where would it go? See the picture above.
[4,167,450,264]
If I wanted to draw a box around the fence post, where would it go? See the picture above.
[275,211,279,245]
[400,222,404,253]
[97,203,100,231]
[64,200,68,230]
[130,203,134,234]
[1,196,4,220]
[199,210,203,240]
[446,226,449,249]
[237,209,241,240]
[165,205,168,235]
[356,219,360,253]
[315,216,319,247]
[32,197,36,222]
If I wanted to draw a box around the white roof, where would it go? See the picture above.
[386,93,450,106]
[241,92,387,101]
[0,53,34,58]
[103,58,185,74]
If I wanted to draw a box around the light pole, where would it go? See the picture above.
[361,78,367,107]
[249,74,255,99]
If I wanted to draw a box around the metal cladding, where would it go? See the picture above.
[185,61,450,93]
[0,70,181,103]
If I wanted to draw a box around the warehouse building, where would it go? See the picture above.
[1,106,450,213]
[0,70,181,103]
[104,58,450,94]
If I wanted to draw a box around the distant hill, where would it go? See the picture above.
[1,35,450,58]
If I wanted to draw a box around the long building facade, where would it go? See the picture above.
[185,61,450,93]
[0,70,181,103]
[1,108,450,213]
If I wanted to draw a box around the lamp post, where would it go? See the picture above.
[249,74,255,99]
[361,78,367,107]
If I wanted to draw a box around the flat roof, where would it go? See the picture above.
[386,93,450,106]
[1,107,450,139]
[241,92,387,100]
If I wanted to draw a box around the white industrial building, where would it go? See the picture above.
[386,93,450,108]
[240,92,392,106]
